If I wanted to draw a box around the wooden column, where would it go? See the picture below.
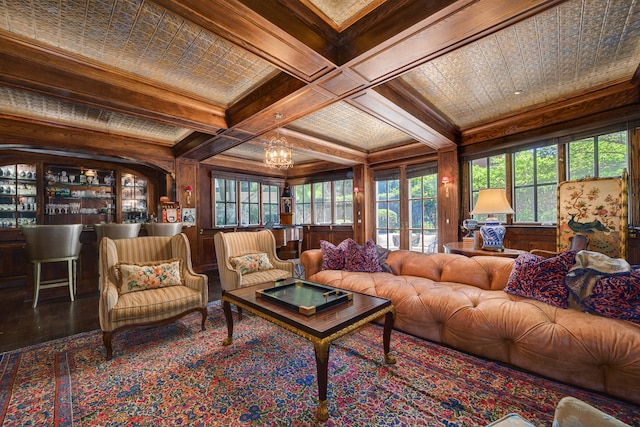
[438,147,459,252]
[352,164,367,244]
[175,158,199,264]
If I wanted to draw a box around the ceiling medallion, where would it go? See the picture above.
[264,113,293,170]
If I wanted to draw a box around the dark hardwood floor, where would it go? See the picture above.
[0,270,222,354]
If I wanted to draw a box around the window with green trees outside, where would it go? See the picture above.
[469,129,628,225]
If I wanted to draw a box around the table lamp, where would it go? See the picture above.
[470,189,514,252]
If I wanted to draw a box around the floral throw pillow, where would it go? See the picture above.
[345,239,382,273]
[230,253,274,275]
[504,251,577,308]
[117,258,183,294]
[581,272,640,324]
[320,239,351,270]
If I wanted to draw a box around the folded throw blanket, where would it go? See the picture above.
[564,250,631,307]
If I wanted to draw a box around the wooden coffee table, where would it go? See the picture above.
[221,279,396,421]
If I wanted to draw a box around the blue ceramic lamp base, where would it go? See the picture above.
[479,219,506,252]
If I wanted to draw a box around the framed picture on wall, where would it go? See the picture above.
[557,171,628,259]
[182,208,196,227]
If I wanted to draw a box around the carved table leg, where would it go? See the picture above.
[222,298,234,346]
[314,340,331,421]
[383,310,396,364]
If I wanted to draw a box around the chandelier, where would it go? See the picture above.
[264,113,293,170]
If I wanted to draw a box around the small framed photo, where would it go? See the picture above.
[182,208,196,227]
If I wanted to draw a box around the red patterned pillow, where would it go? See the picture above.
[345,239,382,273]
[320,239,351,270]
[504,251,577,308]
[582,272,640,324]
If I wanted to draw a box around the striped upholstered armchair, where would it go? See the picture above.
[99,233,208,360]
[214,230,295,292]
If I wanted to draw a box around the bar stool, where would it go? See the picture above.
[94,223,141,244]
[21,224,83,308]
[94,223,141,290]
[145,222,183,236]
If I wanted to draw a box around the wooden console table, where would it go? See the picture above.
[444,242,527,259]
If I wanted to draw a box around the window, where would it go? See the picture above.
[262,184,279,224]
[293,179,354,225]
[314,181,332,224]
[294,183,312,224]
[375,178,400,249]
[568,130,628,180]
[213,177,284,227]
[374,166,439,253]
[470,155,507,222]
[239,181,260,225]
[513,145,558,223]
[467,128,629,225]
[214,178,237,226]
[334,179,353,224]
[408,173,438,253]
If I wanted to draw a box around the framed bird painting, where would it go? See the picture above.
[557,170,628,259]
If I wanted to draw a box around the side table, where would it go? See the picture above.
[443,242,526,259]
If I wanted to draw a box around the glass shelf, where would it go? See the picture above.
[44,166,116,226]
[122,173,148,222]
[0,164,37,228]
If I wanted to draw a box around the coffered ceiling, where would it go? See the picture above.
[0,0,638,175]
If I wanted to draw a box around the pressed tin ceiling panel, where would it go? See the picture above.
[400,0,640,129]
[0,87,191,144]
[300,0,387,31]
[0,0,278,107]
[287,102,413,152]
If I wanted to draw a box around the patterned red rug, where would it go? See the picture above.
[1,301,638,426]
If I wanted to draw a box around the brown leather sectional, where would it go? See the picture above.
[300,249,640,405]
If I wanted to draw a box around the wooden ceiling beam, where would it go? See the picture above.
[0,34,227,133]
[367,142,437,167]
[461,81,640,146]
[201,154,288,177]
[153,0,336,81]
[179,129,256,161]
[286,160,353,179]
[373,80,458,143]
[345,0,567,84]
[182,85,338,161]
[349,89,455,150]
[0,116,175,171]
[277,128,367,166]
[226,72,307,127]
[240,133,365,168]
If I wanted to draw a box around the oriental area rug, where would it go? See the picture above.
[1,302,638,427]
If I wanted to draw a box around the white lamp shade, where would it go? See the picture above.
[471,189,514,215]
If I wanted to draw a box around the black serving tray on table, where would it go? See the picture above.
[256,279,353,315]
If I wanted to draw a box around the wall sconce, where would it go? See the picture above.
[441,177,451,198]
[353,186,362,200]
[185,185,193,207]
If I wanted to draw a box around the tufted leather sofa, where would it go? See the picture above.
[300,249,640,405]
